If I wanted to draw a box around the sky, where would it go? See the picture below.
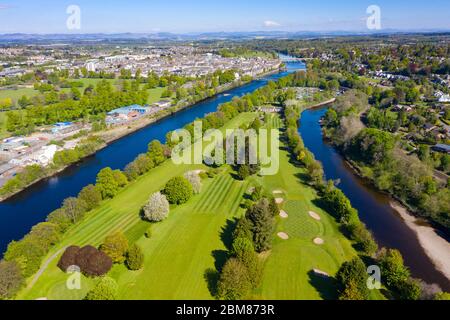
[0,0,449,34]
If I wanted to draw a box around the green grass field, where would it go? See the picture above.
[18,112,382,300]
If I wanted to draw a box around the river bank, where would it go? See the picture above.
[0,66,284,203]
[344,156,450,284]
[299,107,450,291]
[390,201,450,282]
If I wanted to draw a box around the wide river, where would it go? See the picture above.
[299,108,450,291]
[0,59,304,255]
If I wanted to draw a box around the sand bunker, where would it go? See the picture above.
[273,190,283,194]
[279,210,288,218]
[312,269,330,278]
[313,237,324,245]
[277,232,289,240]
[309,211,321,221]
[275,198,284,204]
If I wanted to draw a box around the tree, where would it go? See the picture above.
[336,257,370,300]
[378,248,410,287]
[163,176,193,205]
[397,278,421,300]
[84,277,118,300]
[148,140,166,165]
[96,167,120,199]
[245,199,275,253]
[75,246,113,277]
[61,197,88,224]
[435,292,450,300]
[231,237,262,288]
[217,258,251,300]
[0,260,24,300]
[113,169,128,188]
[29,222,61,251]
[78,184,102,211]
[100,231,129,264]
[142,192,170,222]
[4,238,46,277]
[126,244,144,271]
[233,217,253,242]
[57,246,81,272]
[184,171,202,194]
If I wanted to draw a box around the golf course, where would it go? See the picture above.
[17,112,371,300]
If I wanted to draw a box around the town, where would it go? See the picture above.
[0,45,282,188]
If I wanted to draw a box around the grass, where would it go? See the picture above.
[18,112,383,300]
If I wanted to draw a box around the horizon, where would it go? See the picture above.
[1,0,450,34]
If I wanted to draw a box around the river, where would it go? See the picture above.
[0,60,305,256]
[299,107,450,291]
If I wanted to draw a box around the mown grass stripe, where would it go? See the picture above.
[203,177,233,212]
[208,178,235,212]
[193,176,225,212]
[197,175,229,212]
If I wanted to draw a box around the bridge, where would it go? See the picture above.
[280,57,305,62]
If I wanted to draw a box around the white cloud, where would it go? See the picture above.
[263,20,281,28]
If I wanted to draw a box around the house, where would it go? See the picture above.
[106,105,150,124]
[432,144,450,154]
[423,123,437,132]
[152,100,172,109]
[439,94,450,103]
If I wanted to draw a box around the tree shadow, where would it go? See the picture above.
[307,270,338,300]
[204,268,220,297]
[211,250,229,272]
[220,218,238,251]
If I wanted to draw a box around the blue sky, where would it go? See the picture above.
[0,0,449,33]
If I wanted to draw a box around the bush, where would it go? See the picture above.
[145,225,152,238]
[84,277,118,300]
[78,184,102,211]
[57,246,81,272]
[163,176,193,205]
[75,246,113,277]
[100,231,129,264]
[142,192,170,222]
[126,244,144,271]
[184,171,202,194]
[0,260,24,300]
[217,258,251,300]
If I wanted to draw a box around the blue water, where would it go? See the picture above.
[300,108,450,290]
[0,61,305,255]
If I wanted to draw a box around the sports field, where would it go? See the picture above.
[18,112,380,300]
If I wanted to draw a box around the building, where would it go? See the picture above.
[152,100,172,109]
[106,105,150,124]
[52,122,76,135]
